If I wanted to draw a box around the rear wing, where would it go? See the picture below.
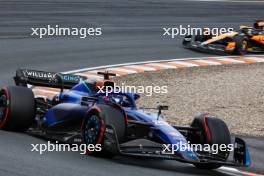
[14,69,86,89]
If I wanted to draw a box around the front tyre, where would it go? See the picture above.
[0,86,35,131]
[82,104,126,158]
[190,113,231,170]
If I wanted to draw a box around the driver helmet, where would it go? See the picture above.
[253,20,264,30]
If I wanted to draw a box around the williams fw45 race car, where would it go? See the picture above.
[183,20,264,55]
[0,69,251,170]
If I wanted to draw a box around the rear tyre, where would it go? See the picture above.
[82,104,126,158]
[0,86,35,131]
[190,113,231,170]
[233,35,248,55]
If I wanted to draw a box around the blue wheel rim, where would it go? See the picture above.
[84,115,101,145]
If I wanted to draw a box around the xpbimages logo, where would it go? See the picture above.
[162,141,234,155]
[31,25,102,39]
[31,141,102,154]
[163,25,234,38]
[97,82,168,97]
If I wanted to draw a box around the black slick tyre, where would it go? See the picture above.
[0,86,35,131]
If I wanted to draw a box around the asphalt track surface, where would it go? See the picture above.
[0,0,264,175]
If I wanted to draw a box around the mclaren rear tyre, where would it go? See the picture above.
[0,86,35,131]
[190,113,231,170]
[233,35,248,55]
[82,104,126,158]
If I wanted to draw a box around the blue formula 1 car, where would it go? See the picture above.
[0,69,251,170]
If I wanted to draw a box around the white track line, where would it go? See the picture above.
[218,58,246,63]
[145,63,177,69]
[125,65,157,71]
[170,61,199,67]
[194,59,222,65]
[107,68,138,74]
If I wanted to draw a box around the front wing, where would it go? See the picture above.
[27,124,251,168]
[105,125,251,168]
[183,36,233,55]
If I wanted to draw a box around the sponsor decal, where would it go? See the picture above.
[62,75,81,82]
[23,70,56,80]
[22,70,82,83]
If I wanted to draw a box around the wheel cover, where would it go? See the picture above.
[84,115,103,145]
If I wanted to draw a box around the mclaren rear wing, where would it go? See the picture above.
[14,69,86,89]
